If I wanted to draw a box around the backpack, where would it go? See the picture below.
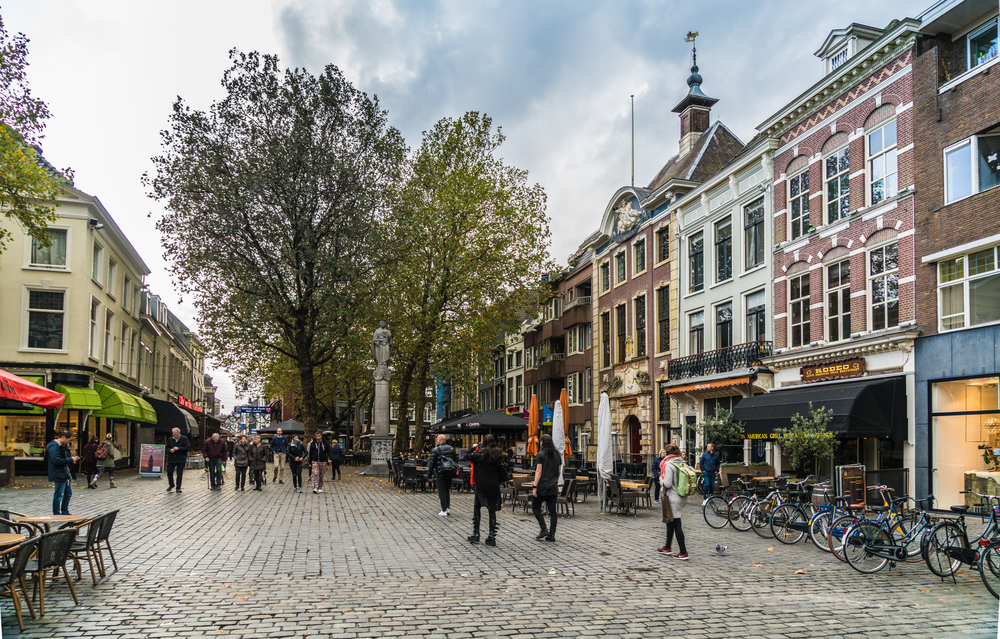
[437,448,458,476]
[664,458,698,497]
[96,443,109,460]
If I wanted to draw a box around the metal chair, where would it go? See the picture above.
[69,516,104,585]
[401,465,423,493]
[0,537,38,631]
[0,511,38,537]
[94,509,119,576]
[606,476,638,516]
[556,479,577,516]
[24,529,79,615]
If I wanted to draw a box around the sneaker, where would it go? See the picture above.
[438,511,448,517]
[673,553,689,560]
[656,546,672,555]
[313,489,318,494]
[544,536,555,542]
[654,500,659,504]
[701,499,708,506]
[316,489,323,493]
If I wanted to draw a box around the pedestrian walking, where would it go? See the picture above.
[306,431,333,494]
[248,436,268,491]
[46,431,79,515]
[697,442,721,504]
[93,433,119,488]
[166,427,190,493]
[202,432,228,490]
[652,448,666,504]
[428,434,458,517]
[531,434,562,542]
[270,428,288,484]
[658,443,689,560]
[330,438,343,480]
[232,436,251,491]
[465,434,506,547]
[287,434,306,492]
[82,437,99,489]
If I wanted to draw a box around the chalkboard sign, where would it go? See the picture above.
[837,464,865,506]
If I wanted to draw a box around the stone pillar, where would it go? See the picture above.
[363,375,392,475]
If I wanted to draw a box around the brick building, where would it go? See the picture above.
[911,0,1000,508]
[733,19,923,493]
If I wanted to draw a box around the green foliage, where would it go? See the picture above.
[146,50,406,436]
[700,406,745,449]
[773,402,836,474]
[0,14,72,253]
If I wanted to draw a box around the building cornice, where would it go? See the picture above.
[766,328,921,371]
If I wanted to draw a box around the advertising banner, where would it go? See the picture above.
[140,444,165,477]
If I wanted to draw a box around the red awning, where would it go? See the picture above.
[661,376,752,395]
[0,369,64,409]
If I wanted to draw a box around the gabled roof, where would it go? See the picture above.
[647,121,745,192]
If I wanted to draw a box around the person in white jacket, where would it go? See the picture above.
[657,443,689,560]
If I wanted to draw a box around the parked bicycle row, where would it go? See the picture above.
[701,475,1000,599]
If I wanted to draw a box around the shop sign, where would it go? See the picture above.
[177,395,204,413]
[619,397,638,408]
[801,358,865,383]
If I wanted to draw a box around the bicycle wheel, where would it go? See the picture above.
[696,474,704,495]
[828,514,857,562]
[750,502,775,539]
[702,495,730,529]
[893,512,925,562]
[771,504,806,544]
[979,542,1000,599]
[809,510,835,552]
[728,496,753,532]
[924,521,966,577]
[844,521,891,574]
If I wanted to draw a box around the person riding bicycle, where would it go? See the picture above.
[697,443,720,505]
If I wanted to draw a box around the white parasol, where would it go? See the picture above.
[551,399,565,486]
[597,392,613,513]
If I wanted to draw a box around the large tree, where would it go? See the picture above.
[0,13,72,253]
[387,112,552,454]
[146,51,406,438]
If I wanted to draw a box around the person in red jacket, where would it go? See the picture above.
[202,433,228,491]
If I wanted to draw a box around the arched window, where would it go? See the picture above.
[866,105,899,206]
[823,132,851,224]
[786,155,810,240]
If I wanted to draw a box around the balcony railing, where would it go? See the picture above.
[539,353,566,365]
[563,295,592,310]
[667,340,773,381]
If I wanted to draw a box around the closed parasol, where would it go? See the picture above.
[551,392,565,486]
[597,392,613,513]
[525,394,539,457]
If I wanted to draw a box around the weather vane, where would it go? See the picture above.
[685,31,699,66]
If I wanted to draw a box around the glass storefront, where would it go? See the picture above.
[0,414,47,458]
[932,376,1000,507]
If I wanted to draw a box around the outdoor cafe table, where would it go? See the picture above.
[0,533,26,548]
[619,481,649,490]
[14,515,85,533]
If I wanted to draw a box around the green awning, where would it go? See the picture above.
[93,383,144,421]
[0,376,44,415]
[135,397,158,424]
[54,385,103,411]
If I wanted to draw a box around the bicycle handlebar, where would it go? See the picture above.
[866,485,894,492]
[960,490,1000,501]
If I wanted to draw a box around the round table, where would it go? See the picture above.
[14,515,86,532]
[0,533,26,547]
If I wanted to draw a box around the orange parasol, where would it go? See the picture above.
[564,435,573,459]
[559,388,571,458]
[526,394,539,457]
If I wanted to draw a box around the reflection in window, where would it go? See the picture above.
[744,198,765,269]
[745,290,766,342]
[870,242,899,330]
[869,121,898,206]
[689,311,704,355]
[826,147,850,223]
[689,232,704,292]
[27,290,65,350]
[968,18,999,69]
[789,170,810,239]
[30,229,67,267]
[715,218,732,282]
[789,273,810,347]
[827,260,851,341]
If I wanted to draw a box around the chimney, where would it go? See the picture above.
[672,45,719,156]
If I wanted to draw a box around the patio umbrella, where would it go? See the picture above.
[551,393,565,486]
[525,395,539,458]
[0,369,64,410]
[597,392,613,513]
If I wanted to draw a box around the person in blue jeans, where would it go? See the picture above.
[652,448,666,504]
[330,439,343,480]
[46,431,79,515]
[698,442,721,505]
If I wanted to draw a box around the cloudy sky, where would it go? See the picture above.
[7,0,926,413]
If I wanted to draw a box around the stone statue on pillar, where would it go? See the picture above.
[364,320,393,476]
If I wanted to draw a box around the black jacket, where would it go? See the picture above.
[428,444,458,478]
[306,439,332,463]
[166,436,191,464]
[286,439,307,464]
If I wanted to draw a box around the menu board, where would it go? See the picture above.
[837,464,865,505]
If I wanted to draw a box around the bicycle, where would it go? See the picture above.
[923,490,1000,578]
[841,492,938,574]
[770,478,826,544]
[978,536,1000,599]
[826,486,902,562]
[807,491,864,552]
[727,477,789,537]
[702,478,749,529]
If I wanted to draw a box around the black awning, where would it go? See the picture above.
[428,410,528,435]
[731,376,907,441]
[258,420,304,435]
[146,398,198,436]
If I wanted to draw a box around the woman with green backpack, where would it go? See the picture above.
[657,443,692,560]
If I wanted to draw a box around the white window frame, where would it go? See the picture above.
[600,261,611,293]
[615,251,627,285]
[120,322,130,374]
[107,259,118,299]
[104,308,115,367]
[868,241,900,332]
[936,244,1000,332]
[714,216,733,284]
[968,17,999,70]
[825,259,852,342]
[789,272,811,348]
[633,238,647,275]
[92,242,104,286]
[21,286,69,353]
[867,119,898,207]
[24,226,71,270]
[944,134,1000,204]
[788,169,810,240]
[824,146,850,224]
[688,310,705,355]
[89,297,101,361]
[123,276,132,315]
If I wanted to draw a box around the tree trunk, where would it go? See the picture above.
[296,340,319,440]
[412,356,431,456]
[394,360,416,454]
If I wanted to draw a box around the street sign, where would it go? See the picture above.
[235,406,271,414]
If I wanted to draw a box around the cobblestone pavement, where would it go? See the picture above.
[0,466,997,638]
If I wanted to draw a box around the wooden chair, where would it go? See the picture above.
[572,479,589,503]
[24,529,79,615]
[556,479,577,516]
[513,478,533,514]
[68,516,104,585]
[606,476,638,516]
[0,537,38,631]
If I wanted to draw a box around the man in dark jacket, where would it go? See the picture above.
[202,433,228,491]
[306,432,333,494]
[698,443,721,505]
[46,431,79,515]
[166,427,191,493]
[330,438,343,481]
[248,436,269,491]
[270,428,288,485]
[428,434,458,516]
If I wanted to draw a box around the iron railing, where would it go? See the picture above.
[539,353,566,364]
[667,340,773,380]
[563,295,592,310]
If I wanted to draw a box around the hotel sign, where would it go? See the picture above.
[801,358,865,383]
[619,397,638,408]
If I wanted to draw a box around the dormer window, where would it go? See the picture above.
[830,47,850,70]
